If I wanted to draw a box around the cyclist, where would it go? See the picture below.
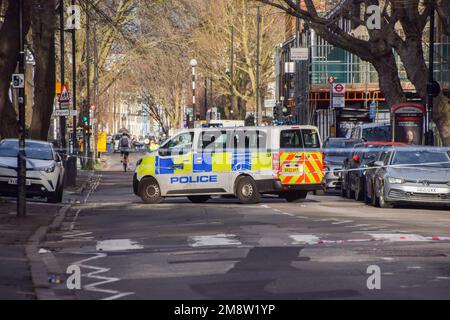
[119,133,131,172]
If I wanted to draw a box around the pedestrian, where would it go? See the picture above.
[78,137,85,167]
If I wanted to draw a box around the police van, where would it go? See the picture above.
[133,125,325,204]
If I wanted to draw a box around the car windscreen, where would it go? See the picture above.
[280,129,320,149]
[391,150,450,168]
[0,141,54,160]
[362,125,391,142]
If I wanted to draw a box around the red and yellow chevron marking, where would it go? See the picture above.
[278,151,324,185]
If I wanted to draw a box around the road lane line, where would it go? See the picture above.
[96,239,144,252]
[189,234,241,247]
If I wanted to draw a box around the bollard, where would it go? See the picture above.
[65,156,78,187]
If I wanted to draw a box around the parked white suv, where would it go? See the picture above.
[0,139,65,203]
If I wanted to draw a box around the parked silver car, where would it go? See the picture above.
[372,147,450,208]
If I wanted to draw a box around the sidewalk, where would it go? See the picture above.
[0,170,93,300]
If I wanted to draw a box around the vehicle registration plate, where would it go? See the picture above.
[282,165,302,176]
[8,179,31,186]
[416,187,437,193]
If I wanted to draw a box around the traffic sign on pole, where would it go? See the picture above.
[12,74,25,88]
[332,83,346,109]
[58,84,71,103]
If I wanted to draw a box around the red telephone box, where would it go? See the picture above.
[391,103,425,145]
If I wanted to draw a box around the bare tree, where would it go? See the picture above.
[256,0,450,145]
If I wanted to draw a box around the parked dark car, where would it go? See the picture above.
[323,138,363,189]
[341,142,406,201]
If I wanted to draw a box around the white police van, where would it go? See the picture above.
[133,125,325,204]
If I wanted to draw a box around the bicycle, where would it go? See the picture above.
[121,150,129,172]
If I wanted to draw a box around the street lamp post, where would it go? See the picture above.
[17,0,26,217]
[190,58,197,128]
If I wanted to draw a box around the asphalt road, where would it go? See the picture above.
[42,153,450,300]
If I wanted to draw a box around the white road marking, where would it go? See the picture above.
[72,253,134,300]
[332,220,353,225]
[189,234,241,247]
[96,239,144,252]
[260,205,270,209]
[61,231,94,241]
[70,209,81,231]
[289,234,320,245]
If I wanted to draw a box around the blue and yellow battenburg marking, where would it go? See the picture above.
[137,151,272,176]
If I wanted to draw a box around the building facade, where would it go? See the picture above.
[275,1,450,142]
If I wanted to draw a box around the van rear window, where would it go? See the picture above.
[280,129,320,149]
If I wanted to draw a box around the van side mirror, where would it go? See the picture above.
[374,161,384,167]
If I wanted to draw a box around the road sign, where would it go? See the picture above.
[54,109,70,117]
[12,74,25,88]
[327,76,335,84]
[332,83,346,95]
[332,83,346,109]
[58,84,71,103]
[291,48,308,61]
[54,109,77,117]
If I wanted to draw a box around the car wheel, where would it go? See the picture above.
[341,183,347,197]
[47,187,63,203]
[378,187,393,209]
[139,177,162,204]
[346,183,355,199]
[283,190,308,203]
[187,195,211,203]
[235,176,261,204]
[354,180,364,201]
[47,178,63,203]
[364,188,370,204]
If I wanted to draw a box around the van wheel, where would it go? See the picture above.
[283,191,308,203]
[139,177,162,204]
[187,196,210,203]
[235,176,261,204]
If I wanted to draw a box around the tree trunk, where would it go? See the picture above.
[0,0,32,138]
[29,0,56,140]
[371,54,406,106]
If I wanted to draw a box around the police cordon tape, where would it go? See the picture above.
[52,146,450,175]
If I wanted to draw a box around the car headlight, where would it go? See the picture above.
[387,177,404,184]
[44,164,56,173]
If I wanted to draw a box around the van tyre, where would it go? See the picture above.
[284,190,308,203]
[139,177,162,204]
[235,176,261,204]
[187,195,210,203]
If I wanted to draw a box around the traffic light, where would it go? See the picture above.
[80,99,89,127]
